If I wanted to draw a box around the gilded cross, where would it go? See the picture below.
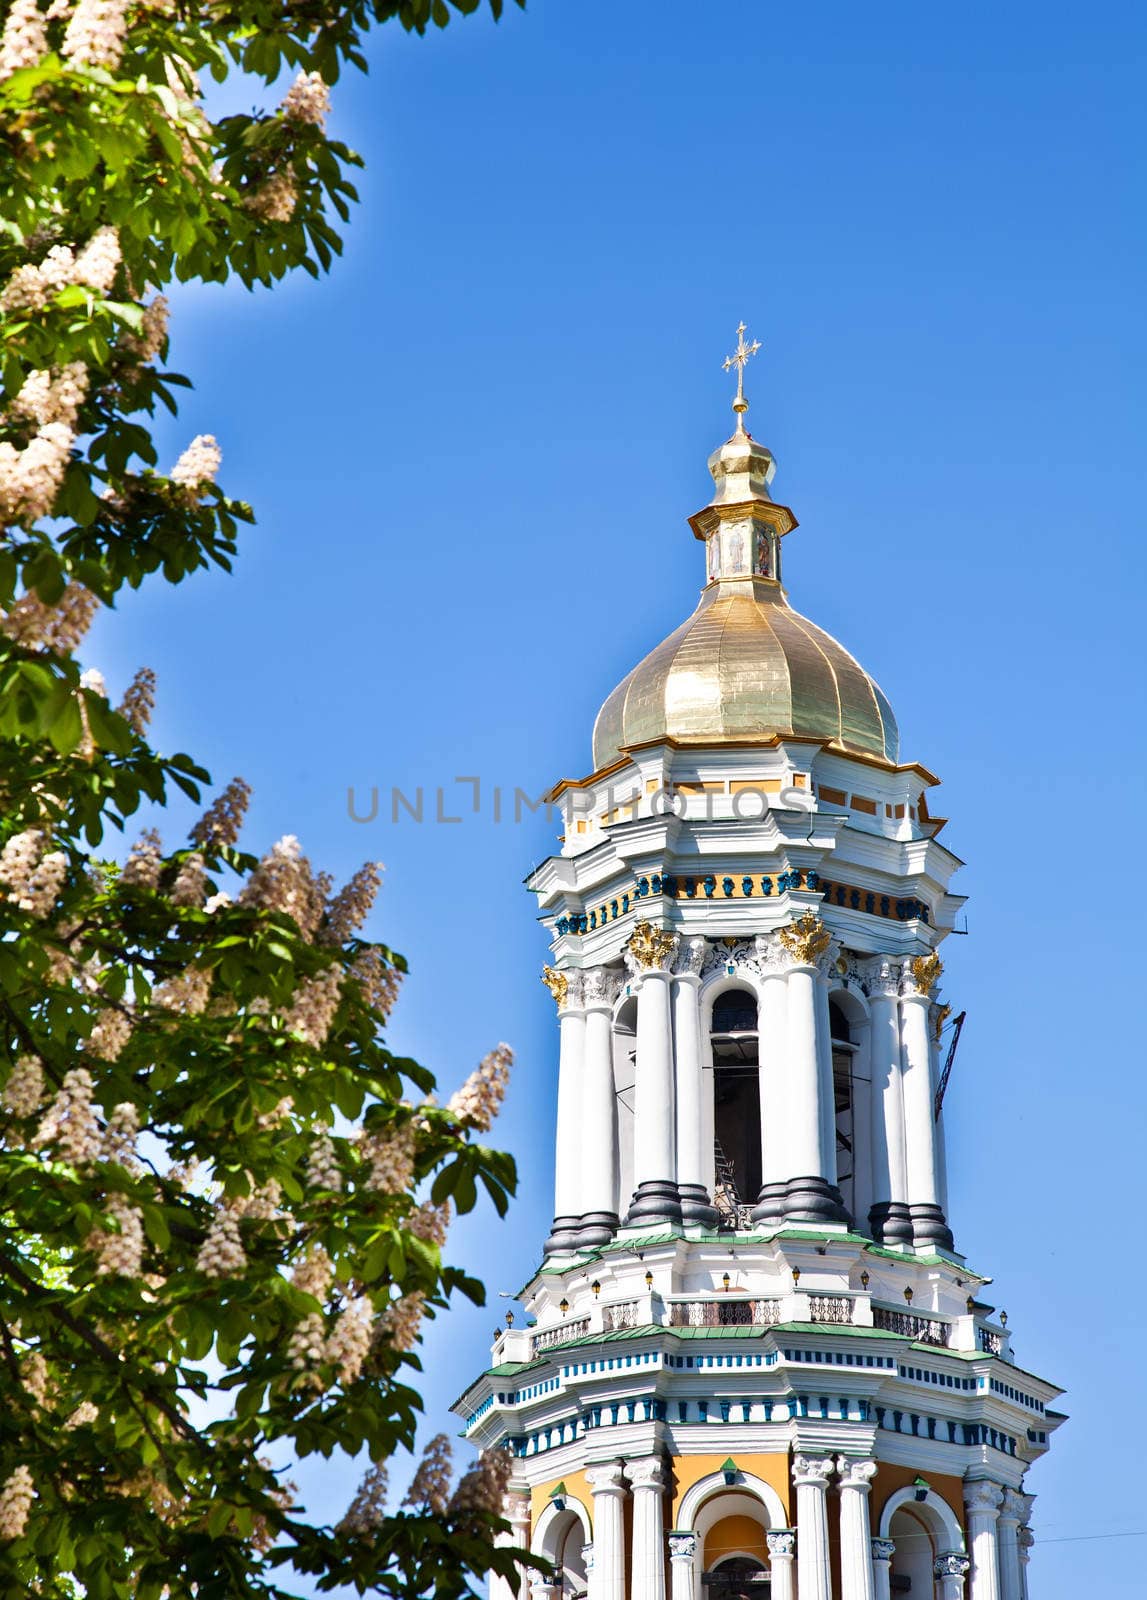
[723,320,761,431]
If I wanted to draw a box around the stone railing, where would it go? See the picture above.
[808,1294,853,1325]
[601,1299,643,1333]
[872,1305,951,1348]
[532,1317,590,1352]
[667,1298,783,1328]
[977,1324,1003,1356]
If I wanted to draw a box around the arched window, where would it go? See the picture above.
[830,999,857,1220]
[709,986,761,1214]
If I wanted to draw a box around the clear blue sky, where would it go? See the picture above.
[91,1,1145,1591]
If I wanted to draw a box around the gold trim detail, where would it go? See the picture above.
[911,953,943,995]
[778,911,832,965]
[932,1002,952,1042]
[541,967,568,1008]
[626,920,677,971]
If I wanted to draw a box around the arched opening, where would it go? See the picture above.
[888,1505,939,1598]
[694,1489,771,1596]
[705,1555,771,1599]
[554,1510,588,1597]
[612,995,637,1219]
[534,1503,590,1600]
[710,986,761,1218]
[829,998,857,1221]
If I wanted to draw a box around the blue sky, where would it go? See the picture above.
[90,1,1146,1591]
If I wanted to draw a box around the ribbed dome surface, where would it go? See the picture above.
[592,580,898,770]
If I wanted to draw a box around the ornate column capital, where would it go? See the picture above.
[935,1553,971,1580]
[871,1538,896,1564]
[964,1481,1004,1517]
[999,1489,1026,1523]
[583,965,622,1010]
[835,1456,877,1490]
[627,1455,667,1492]
[861,956,904,999]
[668,1531,698,1561]
[792,1453,835,1489]
[767,1529,797,1559]
[1018,1527,1035,1554]
[777,911,835,972]
[542,966,585,1011]
[673,936,706,980]
[583,1543,595,1573]
[906,951,942,997]
[504,1490,531,1522]
[625,920,679,975]
[586,1460,628,1498]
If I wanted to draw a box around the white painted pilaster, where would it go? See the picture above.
[582,969,621,1233]
[792,1454,835,1600]
[586,1461,627,1600]
[997,1490,1026,1600]
[836,1458,877,1600]
[964,1482,1004,1600]
[901,987,941,1212]
[629,1456,668,1600]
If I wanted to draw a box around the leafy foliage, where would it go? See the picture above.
[0,0,531,1594]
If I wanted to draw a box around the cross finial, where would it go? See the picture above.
[722,320,761,435]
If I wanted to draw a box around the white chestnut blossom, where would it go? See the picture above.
[195,1207,246,1277]
[87,1008,132,1063]
[2,1055,44,1118]
[280,70,329,128]
[0,1464,35,1539]
[121,828,163,889]
[12,362,88,430]
[360,1121,415,1194]
[0,421,74,525]
[401,1432,452,1514]
[33,1068,100,1164]
[243,171,297,222]
[337,1462,388,1537]
[90,1193,144,1276]
[170,852,207,908]
[447,1043,513,1133]
[326,1296,372,1385]
[379,1290,424,1354]
[73,225,121,291]
[2,583,97,653]
[448,1448,512,1519]
[62,0,128,70]
[0,0,47,81]
[305,1127,343,1192]
[284,964,343,1047]
[170,432,221,493]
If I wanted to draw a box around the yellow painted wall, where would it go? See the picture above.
[669,1451,792,1526]
[704,1513,768,1565]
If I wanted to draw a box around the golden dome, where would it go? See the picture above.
[591,413,898,771]
[592,578,899,770]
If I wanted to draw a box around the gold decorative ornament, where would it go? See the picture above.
[778,910,832,966]
[723,319,762,434]
[911,953,943,995]
[932,1002,952,1042]
[541,966,568,1008]
[626,920,677,971]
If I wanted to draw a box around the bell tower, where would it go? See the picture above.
[454,330,1063,1600]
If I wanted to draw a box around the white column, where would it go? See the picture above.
[629,1457,667,1600]
[586,1461,627,1600]
[626,934,681,1224]
[753,963,789,1222]
[813,974,840,1187]
[489,1489,528,1600]
[672,948,714,1225]
[782,966,844,1222]
[851,1013,874,1227]
[766,1529,796,1600]
[792,1454,834,1600]
[836,1458,877,1600]
[935,1552,972,1600]
[668,1530,698,1600]
[964,1482,1004,1600]
[581,969,621,1244]
[901,963,952,1249]
[871,1536,896,1600]
[997,1490,1025,1600]
[547,972,586,1251]
[509,1493,532,1600]
[531,1580,560,1600]
[1017,1526,1034,1600]
[867,965,911,1245]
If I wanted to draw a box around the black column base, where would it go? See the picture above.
[780,1176,850,1226]
[869,1200,915,1247]
[678,1184,719,1228]
[624,1179,683,1228]
[910,1203,955,1253]
[752,1182,789,1226]
[576,1210,620,1248]
[542,1214,584,1255]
